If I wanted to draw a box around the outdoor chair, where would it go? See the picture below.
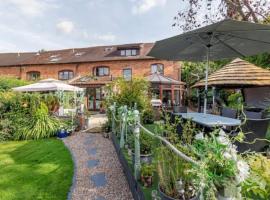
[173,106,187,113]
[221,107,237,119]
[243,110,262,119]
[235,118,270,153]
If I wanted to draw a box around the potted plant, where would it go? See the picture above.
[140,164,155,187]
[157,146,199,200]
[57,126,68,138]
[127,132,155,165]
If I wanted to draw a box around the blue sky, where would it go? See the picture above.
[0,0,181,52]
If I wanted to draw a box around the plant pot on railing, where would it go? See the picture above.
[158,184,199,200]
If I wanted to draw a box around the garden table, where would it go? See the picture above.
[174,112,241,128]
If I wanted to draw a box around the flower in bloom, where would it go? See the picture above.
[236,160,250,183]
[217,129,230,145]
[195,132,204,140]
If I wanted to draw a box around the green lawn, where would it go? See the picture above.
[0,139,74,200]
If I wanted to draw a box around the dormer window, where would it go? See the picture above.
[93,66,110,76]
[120,49,138,56]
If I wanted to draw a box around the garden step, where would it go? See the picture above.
[87,159,99,168]
[95,196,106,200]
[87,148,97,156]
[90,172,107,187]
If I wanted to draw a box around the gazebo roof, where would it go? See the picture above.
[13,78,84,92]
[193,58,270,88]
[146,73,185,85]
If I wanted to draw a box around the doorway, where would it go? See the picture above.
[87,87,102,111]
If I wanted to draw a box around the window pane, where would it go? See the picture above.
[59,71,73,80]
[131,49,137,56]
[120,50,125,56]
[103,67,109,75]
[95,67,109,76]
[151,64,164,74]
[126,50,131,56]
[151,64,157,73]
[123,69,132,80]
[27,72,40,81]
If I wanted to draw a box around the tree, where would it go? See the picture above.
[174,0,270,32]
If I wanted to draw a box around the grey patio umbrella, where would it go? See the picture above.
[148,19,270,114]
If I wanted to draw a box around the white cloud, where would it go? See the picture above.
[56,20,74,34]
[2,0,57,17]
[132,0,167,14]
[97,33,116,42]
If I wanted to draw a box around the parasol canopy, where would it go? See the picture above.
[148,19,270,114]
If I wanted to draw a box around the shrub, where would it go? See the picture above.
[105,77,150,111]
[142,107,155,124]
[0,77,30,92]
[241,154,270,199]
[0,91,61,141]
[15,102,61,140]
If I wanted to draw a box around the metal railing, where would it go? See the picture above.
[109,102,198,180]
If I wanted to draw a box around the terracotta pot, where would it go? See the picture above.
[140,175,153,187]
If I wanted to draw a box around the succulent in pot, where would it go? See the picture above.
[140,164,155,187]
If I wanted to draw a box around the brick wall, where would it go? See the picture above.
[0,59,181,81]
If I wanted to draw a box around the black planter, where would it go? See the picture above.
[111,133,145,200]
[158,184,199,200]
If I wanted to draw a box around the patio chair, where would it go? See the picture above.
[235,118,270,153]
[221,107,237,119]
[173,106,187,113]
[243,110,262,119]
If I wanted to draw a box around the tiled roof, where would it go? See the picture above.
[146,73,185,85]
[0,43,155,67]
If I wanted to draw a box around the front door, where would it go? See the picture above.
[88,87,102,111]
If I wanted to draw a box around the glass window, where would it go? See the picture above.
[123,68,132,81]
[126,49,132,56]
[27,71,40,81]
[120,50,125,56]
[151,63,164,74]
[94,67,110,76]
[120,49,138,56]
[131,49,137,56]
[58,70,74,80]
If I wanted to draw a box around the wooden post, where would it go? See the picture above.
[133,109,141,180]
[112,102,116,135]
[120,105,127,148]
[159,85,163,102]
[171,85,174,107]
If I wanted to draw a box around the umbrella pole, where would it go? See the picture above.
[204,47,210,115]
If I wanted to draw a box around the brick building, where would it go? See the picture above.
[0,43,185,110]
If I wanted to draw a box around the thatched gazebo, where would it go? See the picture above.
[193,58,270,109]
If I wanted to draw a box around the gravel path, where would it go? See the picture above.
[63,132,133,200]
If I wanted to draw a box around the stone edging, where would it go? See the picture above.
[62,138,77,200]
